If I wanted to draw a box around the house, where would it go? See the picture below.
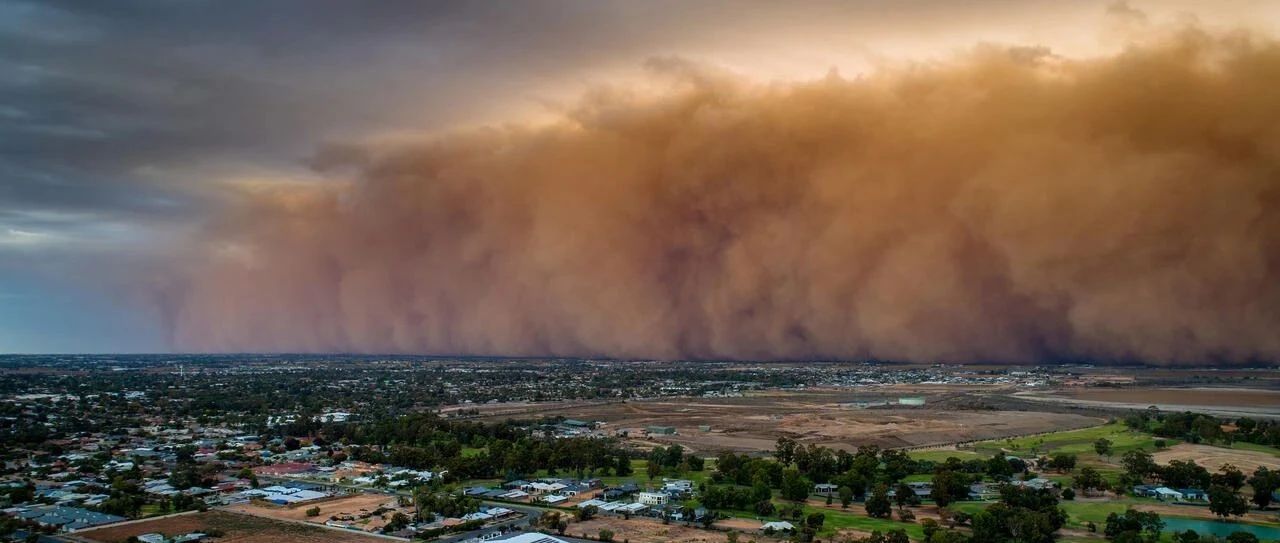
[637,492,668,506]
[1010,478,1054,490]
[522,481,567,495]
[762,521,795,533]
[646,426,677,435]
[604,483,640,500]
[969,483,998,500]
[906,482,933,497]
[484,507,516,518]
[498,489,528,500]
[12,505,126,532]
[542,494,567,505]
[1132,484,1158,497]
[663,479,694,492]
[1178,488,1208,501]
[1153,487,1184,501]
[814,483,839,495]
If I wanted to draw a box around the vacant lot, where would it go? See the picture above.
[481,389,1101,453]
[77,510,391,543]
[224,493,406,531]
[1154,443,1280,473]
[570,516,780,543]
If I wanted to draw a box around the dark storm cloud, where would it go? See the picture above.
[0,0,721,245]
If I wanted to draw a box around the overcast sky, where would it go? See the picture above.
[1,0,1275,353]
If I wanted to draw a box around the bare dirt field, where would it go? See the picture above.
[1052,388,1280,407]
[1153,443,1280,473]
[223,493,407,532]
[77,510,391,543]
[570,517,781,543]
[478,389,1101,453]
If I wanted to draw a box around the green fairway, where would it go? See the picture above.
[1230,441,1280,457]
[972,422,1170,457]
[908,449,986,462]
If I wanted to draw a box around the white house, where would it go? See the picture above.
[637,492,668,506]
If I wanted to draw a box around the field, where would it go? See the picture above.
[1016,388,1280,419]
[971,422,1159,457]
[76,510,393,543]
[1152,443,1280,473]
[223,493,408,532]
[1049,388,1280,407]
[479,389,1102,453]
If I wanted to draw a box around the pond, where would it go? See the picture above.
[1163,517,1280,540]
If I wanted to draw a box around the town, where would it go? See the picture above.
[4,356,1280,543]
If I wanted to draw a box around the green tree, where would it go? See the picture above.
[865,484,892,519]
[1209,485,1249,518]
[1121,450,1156,480]
[1074,467,1106,494]
[1212,464,1246,491]
[1049,453,1077,472]
[1248,467,1280,510]
[931,470,969,508]
[1103,509,1163,543]
[1226,532,1259,543]
[839,485,854,508]
[781,468,810,502]
[1173,530,1200,543]
[1094,438,1113,458]
[894,483,920,510]
[986,452,1015,481]
[775,437,797,465]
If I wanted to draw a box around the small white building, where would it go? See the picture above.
[637,492,668,506]
[762,521,795,533]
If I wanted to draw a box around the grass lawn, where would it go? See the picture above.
[800,505,925,539]
[909,449,986,463]
[461,446,487,458]
[1230,441,1280,457]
